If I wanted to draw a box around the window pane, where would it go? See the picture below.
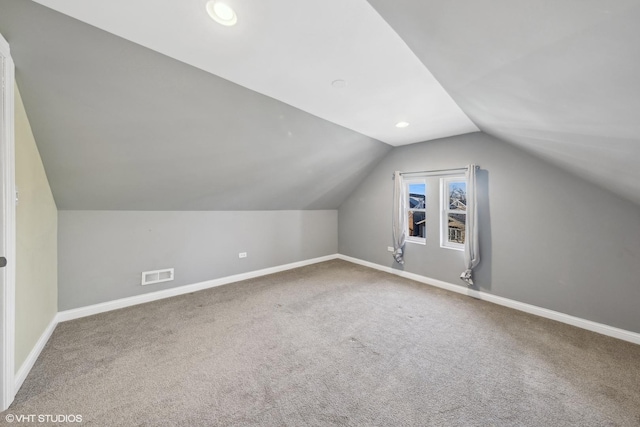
[408,183,425,209]
[408,210,426,238]
[447,213,466,244]
[448,182,466,211]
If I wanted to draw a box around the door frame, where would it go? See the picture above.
[0,32,17,412]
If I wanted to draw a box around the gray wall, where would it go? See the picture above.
[0,0,391,211]
[59,210,337,310]
[339,132,640,333]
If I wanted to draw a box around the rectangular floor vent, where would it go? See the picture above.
[141,268,174,286]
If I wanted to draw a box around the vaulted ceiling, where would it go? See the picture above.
[368,0,640,206]
[1,0,639,209]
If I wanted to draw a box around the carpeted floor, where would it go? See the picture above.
[4,260,640,426]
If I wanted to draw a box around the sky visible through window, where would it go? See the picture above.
[449,182,466,193]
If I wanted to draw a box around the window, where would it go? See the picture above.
[406,179,426,244]
[440,177,467,250]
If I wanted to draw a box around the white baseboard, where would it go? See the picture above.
[14,315,58,393]
[337,254,640,346]
[16,255,339,396]
[58,254,339,323]
[17,252,637,395]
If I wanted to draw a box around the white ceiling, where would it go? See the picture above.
[32,0,478,146]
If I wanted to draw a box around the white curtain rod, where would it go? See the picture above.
[393,165,479,178]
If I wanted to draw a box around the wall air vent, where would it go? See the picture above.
[141,268,174,286]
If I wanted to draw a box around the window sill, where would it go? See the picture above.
[406,238,426,245]
[440,244,464,252]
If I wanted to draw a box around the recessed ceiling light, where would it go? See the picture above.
[331,79,347,89]
[395,121,410,128]
[206,1,237,26]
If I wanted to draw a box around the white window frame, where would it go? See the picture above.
[405,178,426,245]
[440,176,466,251]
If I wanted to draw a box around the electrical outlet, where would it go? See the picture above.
[239,252,247,258]
[387,246,394,252]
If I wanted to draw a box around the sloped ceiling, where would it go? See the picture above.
[30,0,478,146]
[2,0,639,210]
[0,0,392,210]
[368,0,640,206]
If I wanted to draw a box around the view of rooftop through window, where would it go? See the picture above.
[408,182,426,240]
[447,181,466,244]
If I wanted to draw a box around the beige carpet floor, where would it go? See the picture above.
[4,260,640,426]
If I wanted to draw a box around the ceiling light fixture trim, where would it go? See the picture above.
[206,1,237,26]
